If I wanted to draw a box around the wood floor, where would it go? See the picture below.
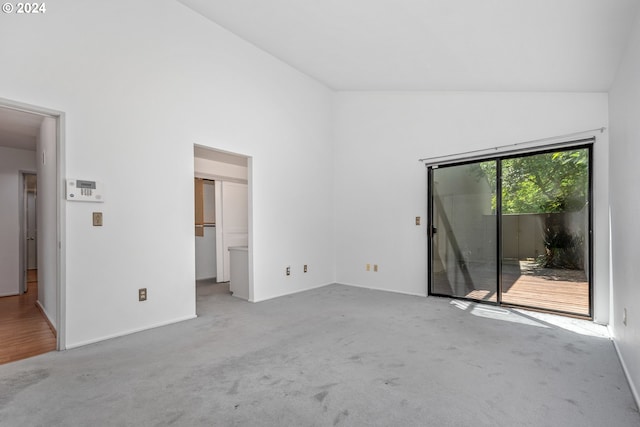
[433,260,590,317]
[501,274,589,315]
[0,270,57,365]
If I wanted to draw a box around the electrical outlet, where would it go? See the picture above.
[304,264,308,273]
[416,216,421,225]
[374,264,378,272]
[93,212,103,226]
[139,288,147,301]
[623,308,627,326]
[366,264,370,271]
[286,266,291,276]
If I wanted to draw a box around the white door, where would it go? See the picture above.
[215,181,248,282]
[26,191,37,270]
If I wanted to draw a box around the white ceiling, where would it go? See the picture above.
[0,107,43,151]
[178,0,639,91]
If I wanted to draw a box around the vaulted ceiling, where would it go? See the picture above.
[178,0,639,91]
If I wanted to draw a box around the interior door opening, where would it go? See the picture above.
[193,145,251,311]
[429,143,592,318]
[0,101,63,362]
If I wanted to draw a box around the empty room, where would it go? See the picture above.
[1,0,639,425]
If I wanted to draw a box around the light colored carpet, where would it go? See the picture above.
[0,283,638,426]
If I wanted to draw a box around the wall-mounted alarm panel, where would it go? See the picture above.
[66,179,104,202]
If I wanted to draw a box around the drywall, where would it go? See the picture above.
[609,8,640,406]
[334,92,610,322]
[0,147,36,296]
[36,117,58,327]
[0,0,334,347]
[194,158,248,182]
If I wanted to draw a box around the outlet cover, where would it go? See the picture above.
[93,212,103,226]
[373,264,378,272]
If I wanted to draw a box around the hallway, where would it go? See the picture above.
[0,270,56,364]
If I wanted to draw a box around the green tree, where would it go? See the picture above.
[478,148,588,214]
[475,148,589,269]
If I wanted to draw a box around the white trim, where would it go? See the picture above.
[337,282,427,298]
[610,332,640,411]
[35,300,56,332]
[194,171,247,185]
[65,314,198,349]
[247,157,254,303]
[420,129,603,167]
[57,113,66,350]
[0,292,19,297]
[251,282,334,303]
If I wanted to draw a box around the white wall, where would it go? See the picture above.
[334,92,610,322]
[0,147,36,296]
[608,7,640,406]
[0,0,334,347]
[36,117,58,327]
[194,158,248,182]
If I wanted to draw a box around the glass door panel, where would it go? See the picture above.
[500,148,590,316]
[430,161,498,302]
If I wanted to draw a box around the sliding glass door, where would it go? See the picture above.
[428,144,592,317]
[500,148,591,316]
[430,161,498,302]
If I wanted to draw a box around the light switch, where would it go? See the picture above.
[93,212,103,226]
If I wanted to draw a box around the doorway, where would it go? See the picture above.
[193,145,251,311]
[0,100,64,361]
[428,143,592,317]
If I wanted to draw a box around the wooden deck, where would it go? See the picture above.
[502,275,589,316]
[433,260,590,317]
[0,270,57,365]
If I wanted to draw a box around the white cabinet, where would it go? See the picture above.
[195,225,216,280]
[228,246,249,300]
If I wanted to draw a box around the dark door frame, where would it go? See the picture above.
[428,141,594,318]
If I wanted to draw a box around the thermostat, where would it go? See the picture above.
[66,179,104,202]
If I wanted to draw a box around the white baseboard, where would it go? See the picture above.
[251,282,334,303]
[337,281,427,298]
[0,291,19,297]
[35,300,56,333]
[66,314,198,349]
[610,333,640,411]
